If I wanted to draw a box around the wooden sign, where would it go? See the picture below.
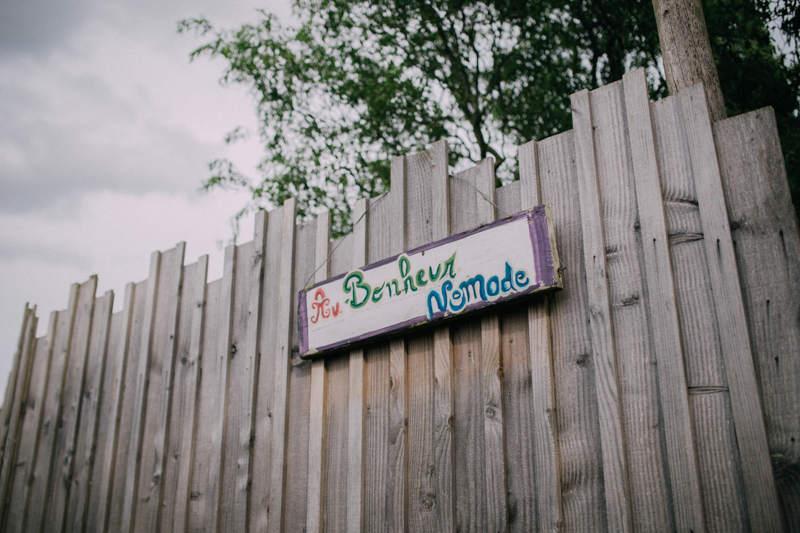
[298,205,561,359]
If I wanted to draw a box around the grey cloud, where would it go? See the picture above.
[0,0,88,56]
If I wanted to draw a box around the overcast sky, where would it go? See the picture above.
[0,0,294,401]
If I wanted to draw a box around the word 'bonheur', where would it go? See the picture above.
[342,252,530,319]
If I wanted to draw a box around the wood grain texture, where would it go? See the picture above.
[518,139,562,533]
[0,305,37,529]
[281,218,315,533]
[623,68,706,532]
[541,131,608,533]
[44,276,97,533]
[189,246,235,533]
[132,243,186,533]
[362,154,406,533]
[266,198,298,533]
[219,234,265,533]
[24,286,78,533]
[651,93,748,532]
[0,304,30,466]
[64,289,114,533]
[713,107,800,530]
[404,141,450,532]
[108,280,149,533]
[307,212,330,533]
[681,83,782,531]
[4,314,54,533]
[347,198,368,533]
[87,283,135,533]
[121,252,162,533]
[590,80,673,531]
[651,0,726,121]
[571,88,632,533]
[160,256,208,533]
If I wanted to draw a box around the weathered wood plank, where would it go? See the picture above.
[712,107,800,530]
[347,199,368,533]
[87,283,134,533]
[282,217,315,533]
[0,304,30,465]
[537,130,606,532]
[518,138,562,533]
[44,276,97,533]
[251,208,283,533]
[160,256,208,533]
[219,232,265,533]
[4,314,54,533]
[24,286,78,533]
[651,93,748,532]
[405,140,449,532]
[681,82,782,531]
[188,246,235,533]
[266,198,298,533]
[362,154,408,533]
[623,68,705,532]
[589,80,672,530]
[132,243,186,533]
[120,251,162,533]
[0,304,37,529]
[108,280,149,533]
[571,87,632,533]
[65,289,114,533]
[307,212,330,533]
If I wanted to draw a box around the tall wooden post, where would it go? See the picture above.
[652,0,727,121]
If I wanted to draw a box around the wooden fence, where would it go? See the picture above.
[1,69,798,532]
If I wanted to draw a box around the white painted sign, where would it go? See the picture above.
[298,206,561,358]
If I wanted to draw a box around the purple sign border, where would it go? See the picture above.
[298,205,559,358]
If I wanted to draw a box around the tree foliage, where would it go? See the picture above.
[179,0,799,235]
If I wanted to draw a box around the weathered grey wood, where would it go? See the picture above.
[281,218,315,533]
[88,283,135,533]
[650,93,748,532]
[0,304,30,476]
[160,256,208,533]
[121,251,162,533]
[0,304,37,529]
[623,68,706,532]
[219,230,265,533]
[65,289,114,533]
[571,88,633,532]
[108,280,149,533]
[538,130,606,533]
[518,139,562,533]
[713,106,800,530]
[24,286,78,533]
[589,80,672,530]
[188,246,235,533]
[652,0,726,121]
[494,181,521,216]
[132,243,186,533]
[681,82,783,531]
[405,141,449,532]
[362,154,407,533]
[44,276,97,533]
[266,198,298,533]
[307,212,330,533]
[346,199,368,533]
[5,314,54,533]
